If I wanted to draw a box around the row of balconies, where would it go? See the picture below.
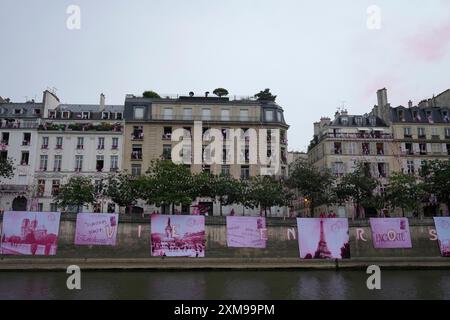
[37,166,119,172]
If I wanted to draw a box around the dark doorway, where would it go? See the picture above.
[423,205,438,217]
[125,206,144,215]
[198,202,214,215]
[12,196,27,211]
[364,207,378,218]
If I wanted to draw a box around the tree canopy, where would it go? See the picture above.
[212,88,229,97]
[54,176,96,213]
[254,88,277,102]
[142,90,161,99]
[0,157,14,179]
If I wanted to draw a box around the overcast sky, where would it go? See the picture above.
[1,0,450,151]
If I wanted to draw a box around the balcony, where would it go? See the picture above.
[131,152,142,160]
[131,133,144,140]
[321,132,393,141]
[97,145,105,150]
[38,122,123,132]
[0,140,8,146]
[39,167,48,172]
[431,135,440,140]
[110,167,118,172]
[112,145,118,150]
[0,121,39,129]
[151,114,261,122]
[55,145,63,150]
[41,145,48,149]
[162,133,172,140]
[76,145,84,150]
[22,140,30,146]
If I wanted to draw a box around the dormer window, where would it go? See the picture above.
[81,112,90,119]
[341,117,348,125]
[355,117,363,126]
[426,110,433,123]
[49,110,56,118]
[14,109,22,115]
[34,109,41,115]
[412,110,421,121]
[102,112,110,120]
[398,110,405,122]
[62,111,70,119]
[369,117,376,126]
[115,112,122,120]
[442,110,449,123]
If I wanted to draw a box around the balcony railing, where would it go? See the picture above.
[151,114,262,122]
[0,121,39,129]
[321,132,393,141]
[131,152,142,160]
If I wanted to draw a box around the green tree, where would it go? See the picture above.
[212,174,243,216]
[142,90,161,99]
[0,157,14,179]
[212,88,229,97]
[286,159,335,216]
[420,160,450,215]
[334,163,378,220]
[55,176,96,213]
[103,172,142,214]
[141,160,193,214]
[248,176,288,217]
[254,88,277,102]
[385,172,424,217]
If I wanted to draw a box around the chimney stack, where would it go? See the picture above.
[408,100,413,108]
[377,88,388,107]
[99,93,105,111]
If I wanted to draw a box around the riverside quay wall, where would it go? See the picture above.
[0,215,442,259]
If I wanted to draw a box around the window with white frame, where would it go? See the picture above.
[40,155,48,171]
[240,109,249,121]
[110,155,118,171]
[163,108,173,120]
[134,106,144,119]
[202,108,211,120]
[77,137,84,149]
[183,108,192,120]
[221,109,230,121]
[75,155,83,171]
[97,137,105,149]
[53,155,62,172]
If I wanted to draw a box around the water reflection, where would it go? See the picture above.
[0,270,449,300]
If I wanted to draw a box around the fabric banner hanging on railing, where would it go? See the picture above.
[151,215,205,257]
[75,213,118,246]
[0,211,61,255]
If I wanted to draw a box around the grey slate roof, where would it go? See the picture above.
[390,106,450,123]
[0,102,43,118]
[58,104,123,113]
[331,114,388,127]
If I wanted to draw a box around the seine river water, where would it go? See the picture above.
[1,270,449,300]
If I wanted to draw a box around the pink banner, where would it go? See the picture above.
[370,218,412,248]
[151,215,205,257]
[0,211,61,256]
[297,218,350,259]
[434,217,450,257]
[226,216,267,248]
[75,213,119,246]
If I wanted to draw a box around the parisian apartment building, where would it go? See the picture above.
[0,90,289,216]
[0,90,124,213]
[123,93,289,215]
[307,88,450,218]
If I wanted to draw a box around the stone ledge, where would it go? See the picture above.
[1,257,449,271]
